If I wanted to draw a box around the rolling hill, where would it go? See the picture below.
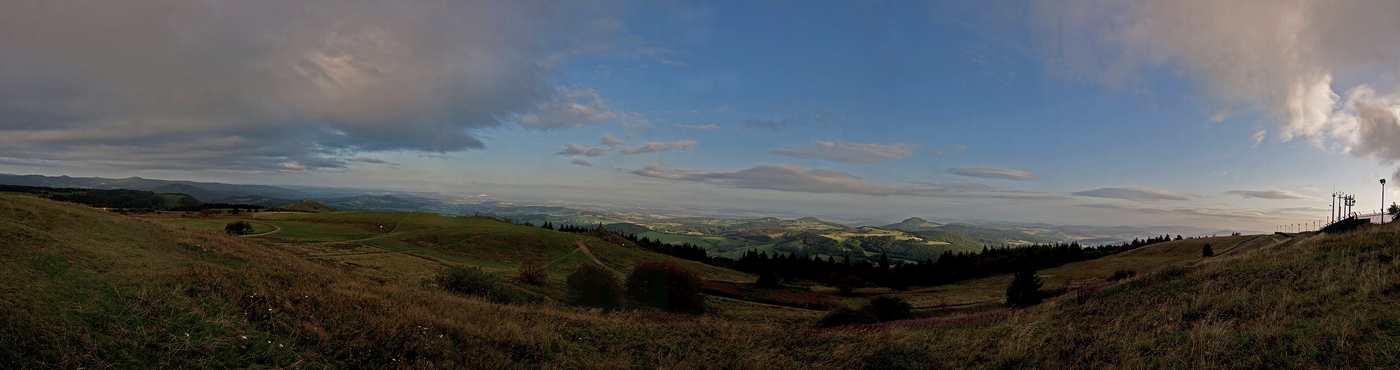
[279,200,338,213]
[7,192,1400,368]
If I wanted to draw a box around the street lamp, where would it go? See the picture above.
[1383,179,1387,225]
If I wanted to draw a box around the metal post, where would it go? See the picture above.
[1382,179,1387,224]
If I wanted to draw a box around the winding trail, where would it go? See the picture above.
[241,223,281,237]
[709,295,824,312]
[574,241,617,273]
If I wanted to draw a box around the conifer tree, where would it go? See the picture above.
[1005,269,1043,307]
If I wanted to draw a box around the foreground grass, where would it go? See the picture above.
[5,194,1400,368]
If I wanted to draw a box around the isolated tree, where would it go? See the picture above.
[224,221,253,235]
[626,262,705,312]
[1005,269,1043,307]
[1202,243,1214,257]
[1389,203,1399,222]
[516,258,547,285]
[566,263,622,308]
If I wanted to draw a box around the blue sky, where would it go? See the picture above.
[1,1,1399,230]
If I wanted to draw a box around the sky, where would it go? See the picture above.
[2,0,1400,230]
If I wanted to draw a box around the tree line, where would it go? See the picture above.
[511,217,1183,289]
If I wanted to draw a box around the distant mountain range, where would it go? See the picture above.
[0,173,1261,245]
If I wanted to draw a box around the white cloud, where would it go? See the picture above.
[771,141,919,162]
[1225,189,1318,200]
[1073,187,1197,201]
[570,159,594,167]
[946,167,1038,180]
[621,140,697,155]
[629,163,1061,200]
[1041,0,1400,178]
[516,87,627,131]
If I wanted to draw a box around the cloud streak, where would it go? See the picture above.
[629,163,1061,200]
[946,167,1038,180]
[771,141,918,162]
[621,140,697,155]
[1224,189,1318,200]
[1073,187,1196,201]
[556,145,608,157]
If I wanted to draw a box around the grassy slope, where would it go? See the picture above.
[162,217,278,234]
[8,194,1400,368]
[902,235,1266,307]
[171,211,752,292]
[0,195,815,369]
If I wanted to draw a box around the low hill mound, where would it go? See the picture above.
[280,199,337,213]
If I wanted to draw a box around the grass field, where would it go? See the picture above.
[7,193,1400,368]
[160,218,278,234]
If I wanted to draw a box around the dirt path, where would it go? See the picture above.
[574,241,618,273]
[241,223,281,237]
[709,295,824,312]
[911,300,1002,311]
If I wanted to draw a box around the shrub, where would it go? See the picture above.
[626,262,705,312]
[866,296,913,322]
[1005,269,1043,307]
[435,265,525,304]
[224,221,253,235]
[1202,243,1215,257]
[516,258,547,285]
[1107,269,1137,281]
[835,275,864,296]
[817,296,913,327]
[754,270,781,289]
[566,263,623,308]
[818,306,877,327]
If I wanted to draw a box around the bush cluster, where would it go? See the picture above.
[817,296,913,327]
[626,261,705,312]
[1107,269,1137,282]
[435,265,526,304]
[566,263,623,308]
[224,221,253,235]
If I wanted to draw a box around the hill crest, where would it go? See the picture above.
[281,199,337,213]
